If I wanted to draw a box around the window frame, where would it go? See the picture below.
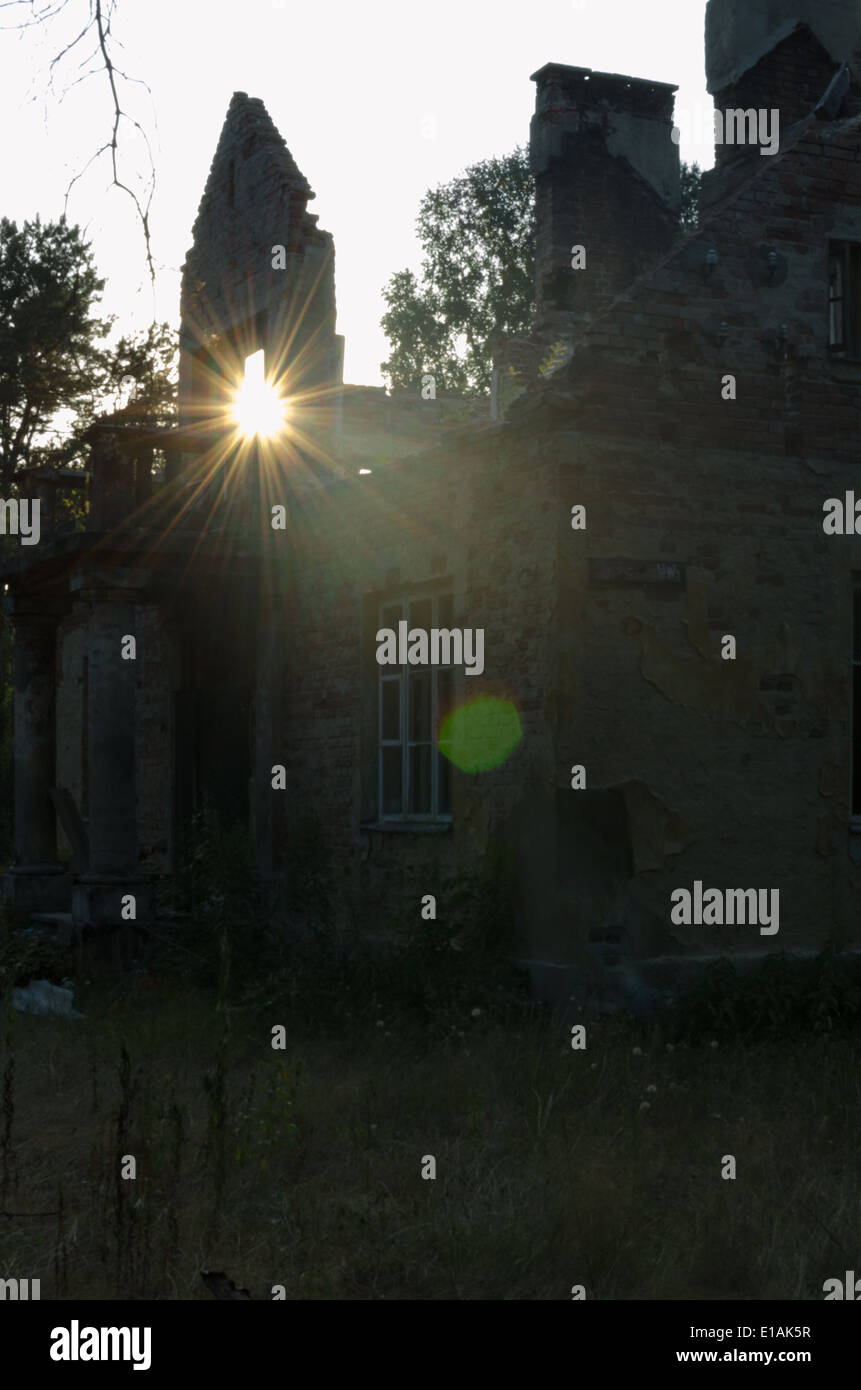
[828,241,861,359]
[377,589,455,824]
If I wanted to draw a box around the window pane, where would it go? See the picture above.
[382,746,402,815]
[438,592,454,627]
[380,602,402,629]
[437,746,452,815]
[381,678,400,740]
[829,253,844,347]
[410,671,431,742]
[409,744,432,814]
[437,668,454,722]
[410,596,432,632]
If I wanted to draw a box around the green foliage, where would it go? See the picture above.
[0,919,69,993]
[680,161,702,235]
[379,864,529,1035]
[538,341,569,376]
[674,947,861,1043]
[0,216,111,489]
[157,806,264,988]
[380,147,535,394]
[0,215,177,488]
[288,811,335,931]
[72,319,178,447]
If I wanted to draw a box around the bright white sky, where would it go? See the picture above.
[0,0,713,387]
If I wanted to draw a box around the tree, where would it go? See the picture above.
[680,161,702,234]
[53,319,178,477]
[0,215,112,490]
[0,215,178,488]
[380,148,535,395]
[80,320,177,431]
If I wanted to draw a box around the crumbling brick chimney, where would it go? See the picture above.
[705,0,861,167]
[529,63,680,341]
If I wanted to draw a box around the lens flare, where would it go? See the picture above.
[438,697,522,773]
[232,349,286,438]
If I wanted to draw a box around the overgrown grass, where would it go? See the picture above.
[1,817,857,1300]
[0,960,858,1300]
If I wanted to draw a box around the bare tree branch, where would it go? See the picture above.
[90,0,155,283]
[4,0,158,288]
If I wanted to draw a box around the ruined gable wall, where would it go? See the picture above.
[179,95,338,424]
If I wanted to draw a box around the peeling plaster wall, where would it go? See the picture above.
[706,0,861,94]
[554,432,858,957]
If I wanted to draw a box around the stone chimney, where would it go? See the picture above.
[706,0,861,166]
[529,63,680,340]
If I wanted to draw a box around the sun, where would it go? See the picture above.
[232,350,287,438]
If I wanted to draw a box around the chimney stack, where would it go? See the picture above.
[529,63,679,340]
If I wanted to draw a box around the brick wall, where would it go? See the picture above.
[712,28,841,166]
[280,423,559,932]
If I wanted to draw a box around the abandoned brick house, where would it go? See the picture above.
[3,0,861,1000]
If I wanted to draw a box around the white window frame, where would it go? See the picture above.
[378,591,454,823]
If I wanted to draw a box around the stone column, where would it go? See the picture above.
[252,599,285,883]
[70,568,152,926]
[2,599,72,915]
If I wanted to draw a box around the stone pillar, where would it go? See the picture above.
[252,600,285,883]
[69,568,152,926]
[2,599,72,915]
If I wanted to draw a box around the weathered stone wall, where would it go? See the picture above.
[705,0,861,97]
[134,605,172,875]
[280,422,559,932]
[55,604,172,875]
[709,30,843,171]
[336,386,489,474]
[55,611,86,857]
[507,64,861,963]
[554,429,857,958]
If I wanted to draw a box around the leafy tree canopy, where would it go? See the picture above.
[380,148,535,396]
[0,215,176,490]
[680,161,702,234]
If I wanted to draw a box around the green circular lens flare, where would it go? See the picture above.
[438,698,522,773]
